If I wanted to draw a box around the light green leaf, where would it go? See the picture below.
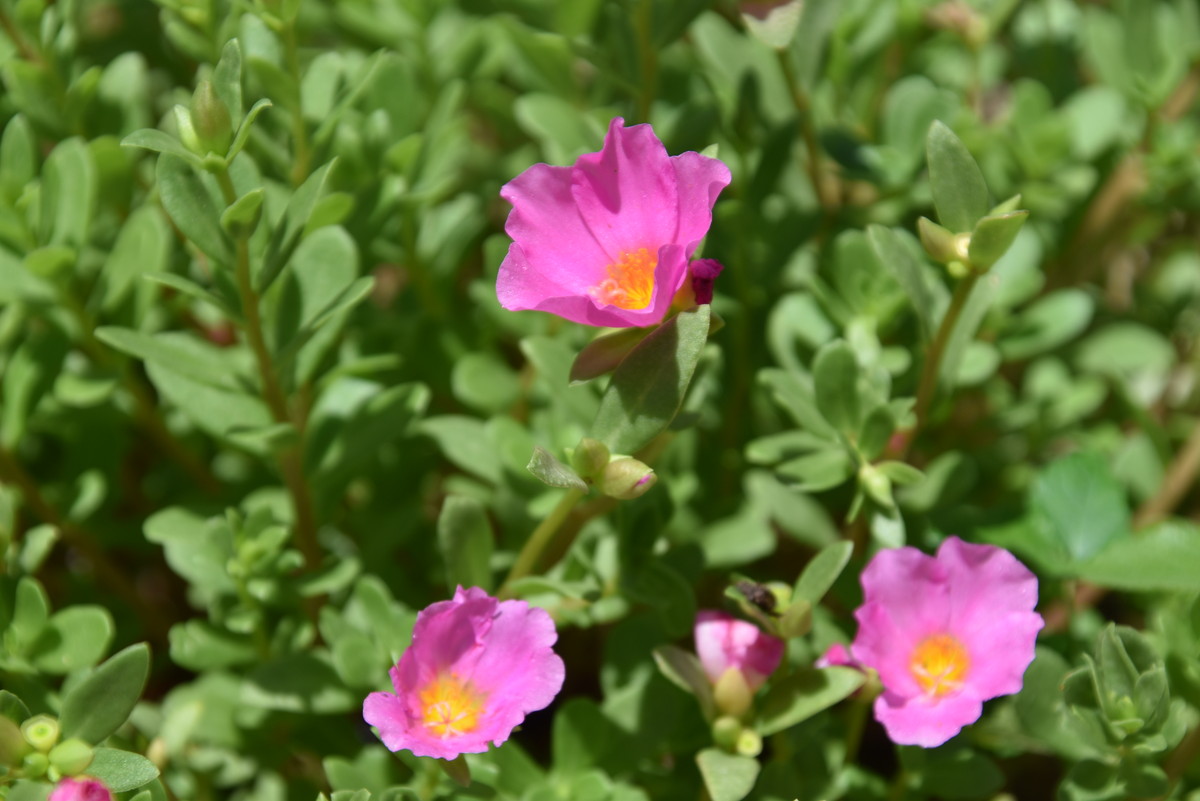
[695,748,760,801]
[157,154,233,265]
[258,159,337,292]
[969,211,1028,270]
[652,645,715,720]
[812,341,860,437]
[590,306,711,455]
[867,225,935,340]
[30,606,114,674]
[86,748,160,792]
[792,541,853,606]
[40,138,97,248]
[926,121,989,233]
[527,447,588,491]
[1076,521,1200,592]
[570,327,654,384]
[60,643,150,744]
[121,129,200,163]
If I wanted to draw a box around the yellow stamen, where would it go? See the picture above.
[909,633,970,697]
[592,248,657,310]
[419,674,486,737]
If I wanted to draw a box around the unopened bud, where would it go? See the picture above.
[598,458,656,500]
[918,216,959,262]
[22,750,49,778]
[858,464,893,508]
[690,258,724,305]
[0,717,29,765]
[189,80,233,157]
[711,716,742,750]
[22,715,59,753]
[735,728,763,757]
[48,738,93,776]
[569,438,610,481]
[713,667,753,719]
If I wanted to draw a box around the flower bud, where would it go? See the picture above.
[858,463,893,508]
[48,738,93,776]
[735,728,763,757]
[189,80,233,157]
[597,458,656,500]
[23,750,49,778]
[918,216,959,262]
[711,715,742,750]
[569,438,610,481]
[694,610,784,693]
[48,777,113,801]
[22,715,59,752]
[713,667,753,719]
[689,258,724,305]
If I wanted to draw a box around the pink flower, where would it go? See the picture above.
[363,586,564,760]
[497,117,731,327]
[815,642,859,670]
[851,537,1043,747]
[49,778,111,801]
[694,610,784,693]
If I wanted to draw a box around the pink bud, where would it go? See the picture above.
[694,610,784,693]
[49,778,112,801]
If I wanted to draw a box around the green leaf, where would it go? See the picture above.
[157,154,233,265]
[30,606,114,674]
[0,114,37,198]
[788,0,840,90]
[756,667,865,736]
[120,129,200,164]
[220,187,264,237]
[570,327,654,384]
[242,651,358,713]
[1075,521,1200,592]
[0,691,31,724]
[1031,452,1131,564]
[5,577,49,655]
[900,744,1004,800]
[227,98,272,162]
[998,289,1093,361]
[142,273,236,317]
[99,207,172,312]
[812,341,861,437]
[926,121,989,233]
[552,698,618,775]
[451,353,521,414]
[59,643,150,744]
[436,495,495,593]
[258,159,337,292]
[168,620,258,671]
[86,748,160,792]
[590,306,711,454]
[775,448,854,492]
[792,541,853,606]
[652,645,715,719]
[968,211,1028,270]
[95,327,241,390]
[40,138,97,248]
[527,447,588,491]
[213,39,245,121]
[695,748,760,801]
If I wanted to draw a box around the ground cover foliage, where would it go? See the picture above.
[2,0,1200,799]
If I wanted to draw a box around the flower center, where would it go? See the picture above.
[592,248,657,310]
[418,674,486,737]
[909,633,970,697]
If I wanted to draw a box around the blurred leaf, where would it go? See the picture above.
[436,496,494,593]
[157,154,233,265]
[969,211,1028,270]
[792,541,853,606]
[812,341,860,437]
[653,645,715,720]
[60,643,150,744]
[998,289,1093,361]
[696,749,760,801]
[242,651,357,713]
[926,121,989,233]
[30,606,113,674]
[590,306,710,455]
[570,328,653,385]
[40,138,96,248]
[867,225,935,340]
[1031,452,1131,565]
[1077,521,1200,592]
[258,160,337,292]
[756,667,864,736]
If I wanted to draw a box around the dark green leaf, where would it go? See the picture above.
[792,541,853,606]
[652,645,715,719]
[570,327,654,384]
[1032,452,1130,564]
[157,154,233,265]
[60,643,150,744]
[590,306,710,454]
[1076,520,1200,592]
[258,160,337,292]
[812,341,860,437]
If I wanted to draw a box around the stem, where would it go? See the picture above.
[0,446,172,641]
[1156,720,1200,799]
[282,20,311,185]
[216,168,322,569]
[842,694,870,769]
[0,6,41,65]
[500,488,586,595]
[1134,419,1200,529]
[778,50,838,211]
[912,272,980,439]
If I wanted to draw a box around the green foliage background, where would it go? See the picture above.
[2,0,1200,799]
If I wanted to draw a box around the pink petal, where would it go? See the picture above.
[694,610,784,691]
[956,610,1044,699]
[851,603,923,698]
[570,118,680,257]
[873,689,983,748]
[859,546,951,638]
[670,151,732,255]
[501,162,611,292]
[938,537,1041,633]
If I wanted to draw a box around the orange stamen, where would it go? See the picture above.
[592,248,657,310]
[909,633,970,697]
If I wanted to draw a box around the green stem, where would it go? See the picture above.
[501,488,586,595]
[634,0,658,122]
[0,6,41,65]
[842,693,870,769]
[912,271,980,440]
[777,49,837,211]
[216,168,321,569]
